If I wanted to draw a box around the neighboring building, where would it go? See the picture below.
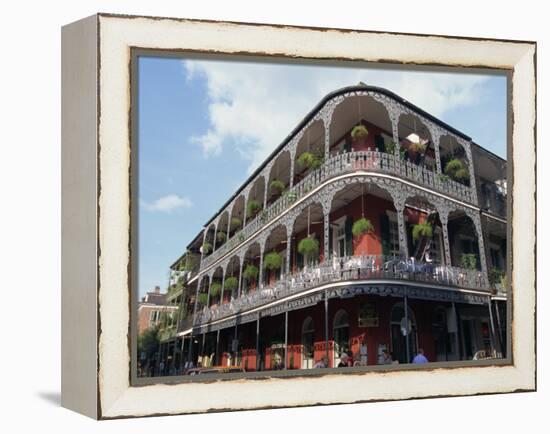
[158,84,508,373]
[137,286,178,335]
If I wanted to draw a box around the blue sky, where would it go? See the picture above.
[138,56,507,296]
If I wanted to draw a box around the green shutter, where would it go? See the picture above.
[344,139,352,152]
[374,134,385,151]
[345,216,353,256]
[329,226,333,259]
[407,223,414,258]
[380,213,390,256]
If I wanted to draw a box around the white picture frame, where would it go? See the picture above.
[61,13,536,419]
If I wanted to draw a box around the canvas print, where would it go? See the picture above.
[134,55,508,379]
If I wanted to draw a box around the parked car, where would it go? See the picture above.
[186,366,245,375]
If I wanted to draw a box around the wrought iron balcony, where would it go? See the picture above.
[192,255,486,327]
[200,151,474,270]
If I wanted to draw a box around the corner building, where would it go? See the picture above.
[160,84,508,373]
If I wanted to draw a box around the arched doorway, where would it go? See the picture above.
[390,302,418,363]
[301,317,315,369]
[333,309,350,366]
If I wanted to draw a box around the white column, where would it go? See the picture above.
[439,209,452,266]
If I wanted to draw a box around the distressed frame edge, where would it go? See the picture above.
[92,14,536,419]
[61,13,100,420]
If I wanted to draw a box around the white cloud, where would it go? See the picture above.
[183,59,490,172]
[140,194,193,213]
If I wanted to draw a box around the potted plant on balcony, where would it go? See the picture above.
[270,179,286,195]
[223,276,238,293]
[384,141,406,160]
[297,151,323,171]
[246,199,262,219]
[243,264,259,282]
[352,217,374,239]
[283,189,297,203]
[198,292,208,306]
[460,253,478,270]
[444,158,470,183]
[437,173,451,184]
[351,124,369,148]
[407,139,427,162]
[263,251,283,270]
[231,217,243,230]
[216,231,226,244]
[200,241,212,255]
[489,268,505,287]
[298,235,319,265]
[260,209,269,223]
[412,221,433,241]
[209,281,222,300]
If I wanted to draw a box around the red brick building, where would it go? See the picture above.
[157,84,507,374]
[137,286,177,336]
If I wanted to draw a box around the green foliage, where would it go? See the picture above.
[201,242,212,255]
[351,124,369,140]
[216,231,226,243]
[198,292,208,305]
[178,253,196,271]
[283,190,298,203]
[224,276,238,292]
[243,264,259,281]
[489,268,505,286]
[352,217,375,238]
[137,325,160,358]
[412,222,433,241]
[408,140,427,153]
[264,251,283,270]
[298,236,319,260]
[246,200,262,218]
[460,253,478,270]
[444,158,470,182]
[437,173,451,183]
[231,217,243,229]
[209,281,222,298]
[260,209,269,223]
[384,141,406,159]
[297,151,323,170]
[270,179,286,194]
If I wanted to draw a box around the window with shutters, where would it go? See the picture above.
[385,211,400,257]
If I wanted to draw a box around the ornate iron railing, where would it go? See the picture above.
[201,150,474,269]
[193,255,485,327]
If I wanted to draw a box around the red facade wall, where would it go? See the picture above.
[212,295,441,370]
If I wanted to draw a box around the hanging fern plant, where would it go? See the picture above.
[298,236,319,261]
[197,292,208,305]
[216,231,226,243]
[201,242,212,255]
[231,217,242,229]
[223,276,238,292]
[460,253,478,270]
[243,264,259,281]
[444,158,470,182]
[408,140,427,154]
[352,217,374,238]
[270,179,286,194]
[412,222,433,241]
[351,124,369,141]
[209,281,222,298]
[246,200,262,218]
[263,251,283,270]
[297,151,323,170]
